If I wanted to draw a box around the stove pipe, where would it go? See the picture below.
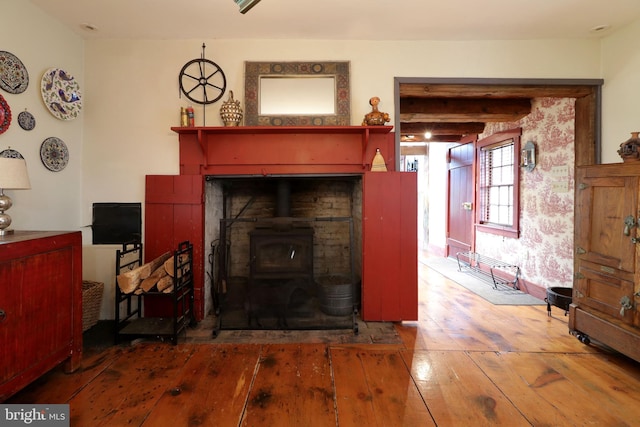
[276,180,291,217]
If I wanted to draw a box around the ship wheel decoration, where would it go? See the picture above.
[178,43,226,105]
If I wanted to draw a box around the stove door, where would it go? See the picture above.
[250,229,313,281]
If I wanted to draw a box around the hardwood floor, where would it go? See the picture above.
[7,260,640,426]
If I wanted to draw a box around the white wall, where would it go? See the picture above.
[0,0,83,233]
[601,19,640,162]
[10,0,640,318]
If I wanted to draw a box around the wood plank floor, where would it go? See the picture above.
[8,258,640,426]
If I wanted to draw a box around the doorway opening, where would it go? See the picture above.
[395,78,602,297]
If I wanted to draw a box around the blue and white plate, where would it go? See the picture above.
[17,110,35,130]
[41,68,82,121]
[0,148,24,159]
[0,51,29,94]
[40,136,69,171]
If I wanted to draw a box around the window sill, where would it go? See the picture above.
[476,223,519,239]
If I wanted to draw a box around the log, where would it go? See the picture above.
[162,285,174,294]
[117,251,171,294]
[156,275,174,292]
[164,254,191,278]
[140,265,168,292]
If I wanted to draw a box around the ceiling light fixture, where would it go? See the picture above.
[424,131,432,139]
[235,0,262,13]
[590,24,610,33]
[81,23,99,32]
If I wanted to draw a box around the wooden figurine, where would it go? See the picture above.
[362,96,390,126]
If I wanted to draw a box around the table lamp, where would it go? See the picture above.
[235,0,262,13]
[0,157,31,235]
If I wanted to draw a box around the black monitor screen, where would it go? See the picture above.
[92,202,141,244]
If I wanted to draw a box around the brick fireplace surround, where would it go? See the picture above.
[144,126,417,324]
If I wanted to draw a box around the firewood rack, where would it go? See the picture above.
[114,241,195,345]
[456,251,521,290]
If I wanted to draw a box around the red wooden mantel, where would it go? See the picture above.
[170,125,396,175]
[145,126,417,322]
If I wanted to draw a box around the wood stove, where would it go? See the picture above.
[210,177,358,332]
[246,226,315,328]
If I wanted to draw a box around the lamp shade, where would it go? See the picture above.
[0,157,31,189]
[235,0,262,13]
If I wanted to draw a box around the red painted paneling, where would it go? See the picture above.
[398,172,418,320]
[362,172,418,321]
[145,175,205,320]
[365,132,396,171]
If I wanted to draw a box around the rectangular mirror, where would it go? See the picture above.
[245,61,350,126]
[259,77,336,115]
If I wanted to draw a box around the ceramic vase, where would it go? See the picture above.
[618,131,640,162]
[220,91,243,126]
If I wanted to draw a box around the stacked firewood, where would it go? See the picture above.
[116,252,190,295]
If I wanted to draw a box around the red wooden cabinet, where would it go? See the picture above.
[0,231,82,401]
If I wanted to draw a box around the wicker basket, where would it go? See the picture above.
[82,280,104,332]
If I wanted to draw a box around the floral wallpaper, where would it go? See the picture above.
[477,97,575,290]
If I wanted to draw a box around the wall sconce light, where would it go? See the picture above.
[521,140,536,172]
[235,0,262,13]
[0,157,31,235]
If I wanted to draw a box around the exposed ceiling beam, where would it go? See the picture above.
[401,134,464,143]
[399,84,596,99]
[400,98,532,123]
[400,122,486,135]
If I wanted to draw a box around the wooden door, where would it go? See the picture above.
[145,175,205,320]
[447,142,475,258]
[575,165,638,326]
[362,171,418,321]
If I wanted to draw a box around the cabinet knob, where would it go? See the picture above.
[624,215,637,236]
[620,296,634,316]
[0,309,5,322]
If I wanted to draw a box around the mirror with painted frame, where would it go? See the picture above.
[244,61,350,126]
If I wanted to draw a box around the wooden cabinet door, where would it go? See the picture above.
[0,258,24,384]
[362,172,418,321]
[575,165,638,325]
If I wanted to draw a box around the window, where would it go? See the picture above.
[476,128,521,238]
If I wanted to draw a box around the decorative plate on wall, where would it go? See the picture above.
[40,68,82,121]
[0,148,24,159]
[17,110,35,131]
[0,51,29,94]
[40,136,69,171]
[0,93,11,135]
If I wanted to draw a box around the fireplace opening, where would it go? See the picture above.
[205,176,362,332]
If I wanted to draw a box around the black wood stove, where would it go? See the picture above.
[213,178,356,333]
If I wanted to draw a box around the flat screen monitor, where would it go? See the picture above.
[92,202,141,244]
